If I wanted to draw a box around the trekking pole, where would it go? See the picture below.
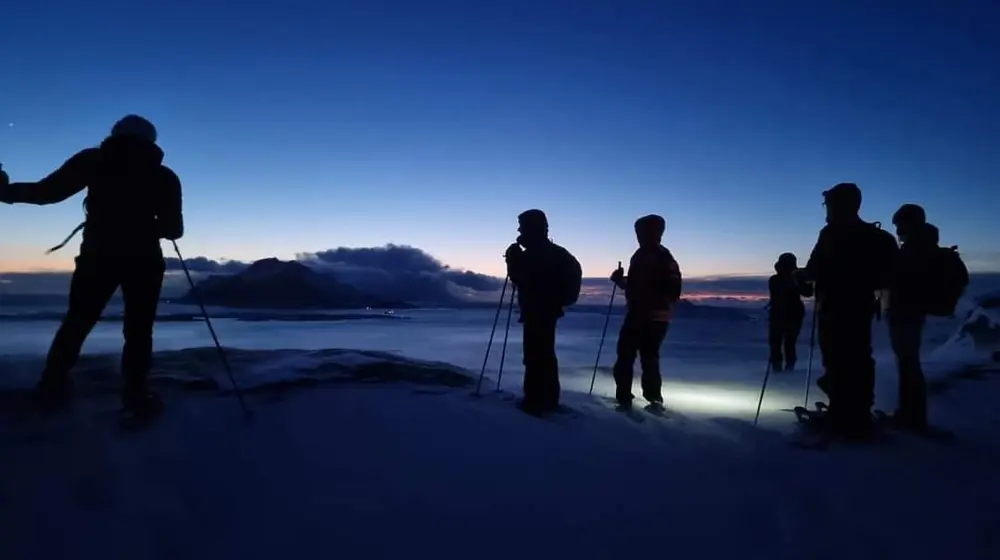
[494,285,517,392]
[475,276,509,396]
[172,241,252,417]
[589,261,621,395]
[753,359,773,427]
[802,300,819,408]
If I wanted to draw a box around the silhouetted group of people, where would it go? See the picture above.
[504,210,681,415]
[767,184,968,440]
[0,116,970,439]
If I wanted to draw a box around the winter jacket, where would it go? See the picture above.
[623,245,682,322]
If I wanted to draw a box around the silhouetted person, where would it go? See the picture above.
[887,204,934,432]
[0,115,183,419]
[800,183,898,440]
[505,209,582,415]
[609,214,682,410]
[767,253,813,372]
[888,204,968,433]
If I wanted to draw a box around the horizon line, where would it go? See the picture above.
[3,266,1000,278]
[0,265,777,281]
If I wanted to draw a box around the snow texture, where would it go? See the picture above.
[2,309,1000,560]
[928,299,1000,367]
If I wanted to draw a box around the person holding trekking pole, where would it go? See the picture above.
[0,115,183,421]
[609,214,682,411]
[504,209,582,416]
[767,252,813,372]
[798,183,897,441]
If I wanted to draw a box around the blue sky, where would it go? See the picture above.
[1,0,997,278]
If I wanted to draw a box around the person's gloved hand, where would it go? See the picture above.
[0,164,11,204]
[504,242,523,261]
[609,265,624,284]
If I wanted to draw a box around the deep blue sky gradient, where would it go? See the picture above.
[1,0,997,278]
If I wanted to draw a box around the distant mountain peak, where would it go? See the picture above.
[178,258,405,310]
[239,258,316,282]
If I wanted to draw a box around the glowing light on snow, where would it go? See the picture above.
[662,383,762,416]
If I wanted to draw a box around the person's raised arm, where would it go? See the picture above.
[801,227,830,284]
[0,149,97,205]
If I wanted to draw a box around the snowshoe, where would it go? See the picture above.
[515,399,544,417]
[789,428,835,450]
[790,405,835,450]
[599,397,645,423]
[873,410,955,442]
[793,405,828,430]
[643,401,668,417]
[515,399,562,419]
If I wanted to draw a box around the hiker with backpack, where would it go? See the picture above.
[887,204,969,433]
[608,214,682,411]
[505,209,583,416]
[767,252,813,372]
[0,115,183,421]
[799,183,899,441]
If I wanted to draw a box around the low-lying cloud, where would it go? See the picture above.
[163,244,505,304]
[162,256,248,275]
[296,245,505,303]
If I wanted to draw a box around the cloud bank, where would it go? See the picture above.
[163,244,505,304]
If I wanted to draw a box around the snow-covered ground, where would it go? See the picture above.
[1,300,999,560]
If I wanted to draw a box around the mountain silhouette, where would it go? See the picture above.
[176,258,407,310]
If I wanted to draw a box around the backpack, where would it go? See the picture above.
[924,246,969,317]
[865,221,900,292]
[557,247,583,307]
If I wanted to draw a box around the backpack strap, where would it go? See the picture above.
[45,222,85,254]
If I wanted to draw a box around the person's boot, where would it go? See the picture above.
[642,390,665,411]
[516,398,546,417]
[121,379,163,423]
[542,400,562,414]
[785,360,796,372]
[31,374,74,412]
[770,359,783,372]
[615,394,634,411]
